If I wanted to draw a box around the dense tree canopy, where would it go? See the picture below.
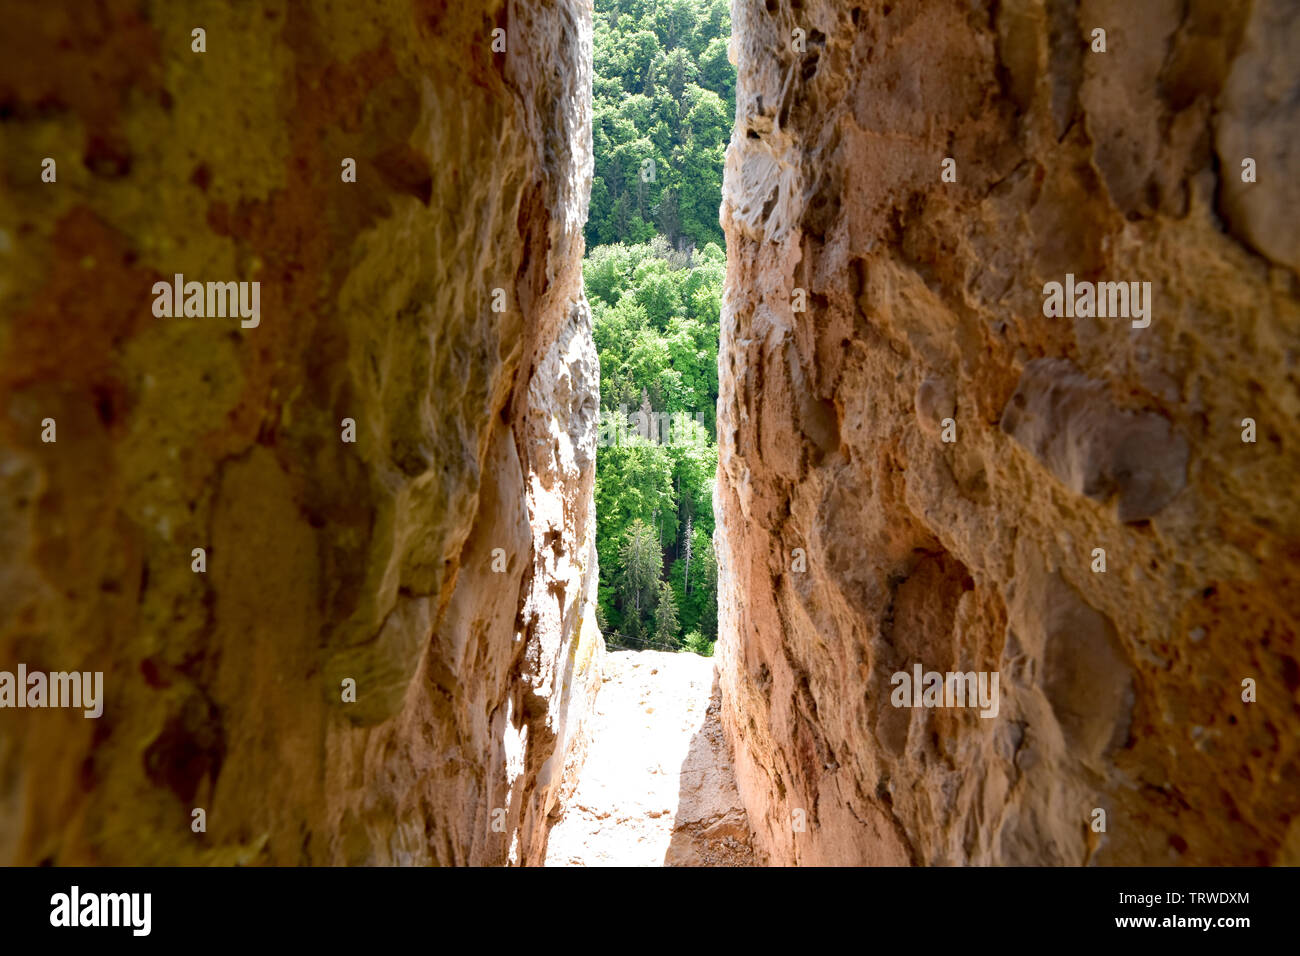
[590,242,721,650]
[587,238,722,431]
[587,0,734,251]
[589,0,732,655]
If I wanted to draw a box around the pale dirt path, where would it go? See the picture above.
[543,650,755,866]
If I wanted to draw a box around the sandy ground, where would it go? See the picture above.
[543,650,755,866]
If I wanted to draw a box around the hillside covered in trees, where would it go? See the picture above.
[588,0,734,251]
[588,0,733,655]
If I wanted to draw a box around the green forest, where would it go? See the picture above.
[587,0,732,655]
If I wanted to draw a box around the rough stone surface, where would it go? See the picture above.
[544,651,754,867]
[717,0,1300,865]
[0,0,602,865]
[1000,357,1189,523]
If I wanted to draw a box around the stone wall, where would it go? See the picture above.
[716,0,1300,865]
[0,0,601,865]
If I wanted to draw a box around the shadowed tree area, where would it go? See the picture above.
[587,0,733,250]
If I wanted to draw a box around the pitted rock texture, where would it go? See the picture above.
[717,0,1300,865]
[0,0,602,865]
[1000,357,1190,523]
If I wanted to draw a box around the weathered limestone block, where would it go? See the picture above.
[1000,357,1189,523]
[1215,0,1300,273]
[718,0,1300,865]
[0,0,601,865]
